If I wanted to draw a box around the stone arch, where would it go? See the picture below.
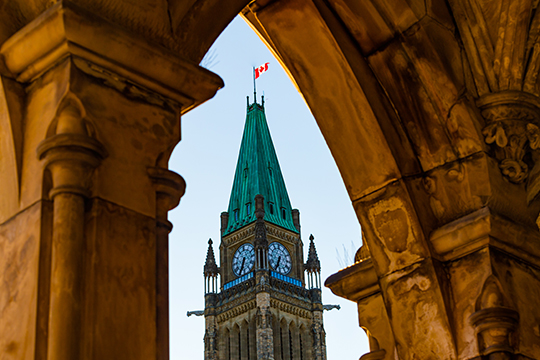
[1,1,540,360]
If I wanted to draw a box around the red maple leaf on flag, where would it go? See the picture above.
[254,62,270,79]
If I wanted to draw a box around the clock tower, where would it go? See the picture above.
[202,96,327,360]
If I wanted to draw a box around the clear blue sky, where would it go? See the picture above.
[168,16,369,359]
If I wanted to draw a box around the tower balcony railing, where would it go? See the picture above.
[223,272,254,290]
[270,271,302,287]
[269,271,310,299]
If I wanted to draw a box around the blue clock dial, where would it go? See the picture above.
[268,242,292,275]
[232,243,255,276]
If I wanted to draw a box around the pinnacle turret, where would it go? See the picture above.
[305,234,322,289]
[204,239,219,276]
[305,234,321,271]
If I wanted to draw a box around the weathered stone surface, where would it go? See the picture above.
[2,0,540,359]
[83,198,157,359]
[354,179,430,275]
[0,201,47,360]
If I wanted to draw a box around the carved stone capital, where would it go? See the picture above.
[478,91,540,184]
[470,307,519,356]
[148,167,186,210]
[148,166,186,231]
[470,275,519,358]
[37,133,107,198]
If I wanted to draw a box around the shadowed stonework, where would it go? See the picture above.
[0,0,540,359]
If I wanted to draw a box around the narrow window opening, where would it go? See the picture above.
[234,209,239,221]
[247,327,250,360]
[300,333,304,360]
[238,331,241,360]
[289,329,293,360]
[269,202,274,215]
[282,208,286,220]
[280,327,284,360]
[246,203,251,215]
[244,168,248,178]
[228,333,231,360]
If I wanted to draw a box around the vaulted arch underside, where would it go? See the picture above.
[1,0,540,359]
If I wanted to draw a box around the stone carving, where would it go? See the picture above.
[479,92,540,185]
[470,275,519,359]
[449,0,540,199]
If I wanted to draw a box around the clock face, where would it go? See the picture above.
[232,243,255,277]
[268,242,292,275]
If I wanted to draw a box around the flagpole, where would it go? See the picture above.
[253,66,257,104]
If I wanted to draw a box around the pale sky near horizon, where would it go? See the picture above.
[168,16,369,359]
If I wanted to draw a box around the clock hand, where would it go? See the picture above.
[239,257,246,274]
[276,256,281,269]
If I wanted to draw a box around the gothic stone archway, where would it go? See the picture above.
[0,1,540,359]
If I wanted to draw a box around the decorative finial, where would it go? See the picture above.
[204,239,219,276]
[247,96,249,108]
[305,234,321,272]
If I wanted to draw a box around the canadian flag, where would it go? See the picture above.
[254,62,270,79]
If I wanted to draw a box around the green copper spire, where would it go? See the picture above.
[223,96,298,236]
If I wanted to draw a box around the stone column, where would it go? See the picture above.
[37,95,106,360]
[149,167,186,360]
[0,2,222,359]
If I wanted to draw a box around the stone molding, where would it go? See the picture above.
[270,298,311,318]
[325,258,380,303]
[223,221,299,247]
[223,226,254,246]
[266,225,299,244]
[430,207,540,266]
[0,1,223,112]
[216,300,256,323]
